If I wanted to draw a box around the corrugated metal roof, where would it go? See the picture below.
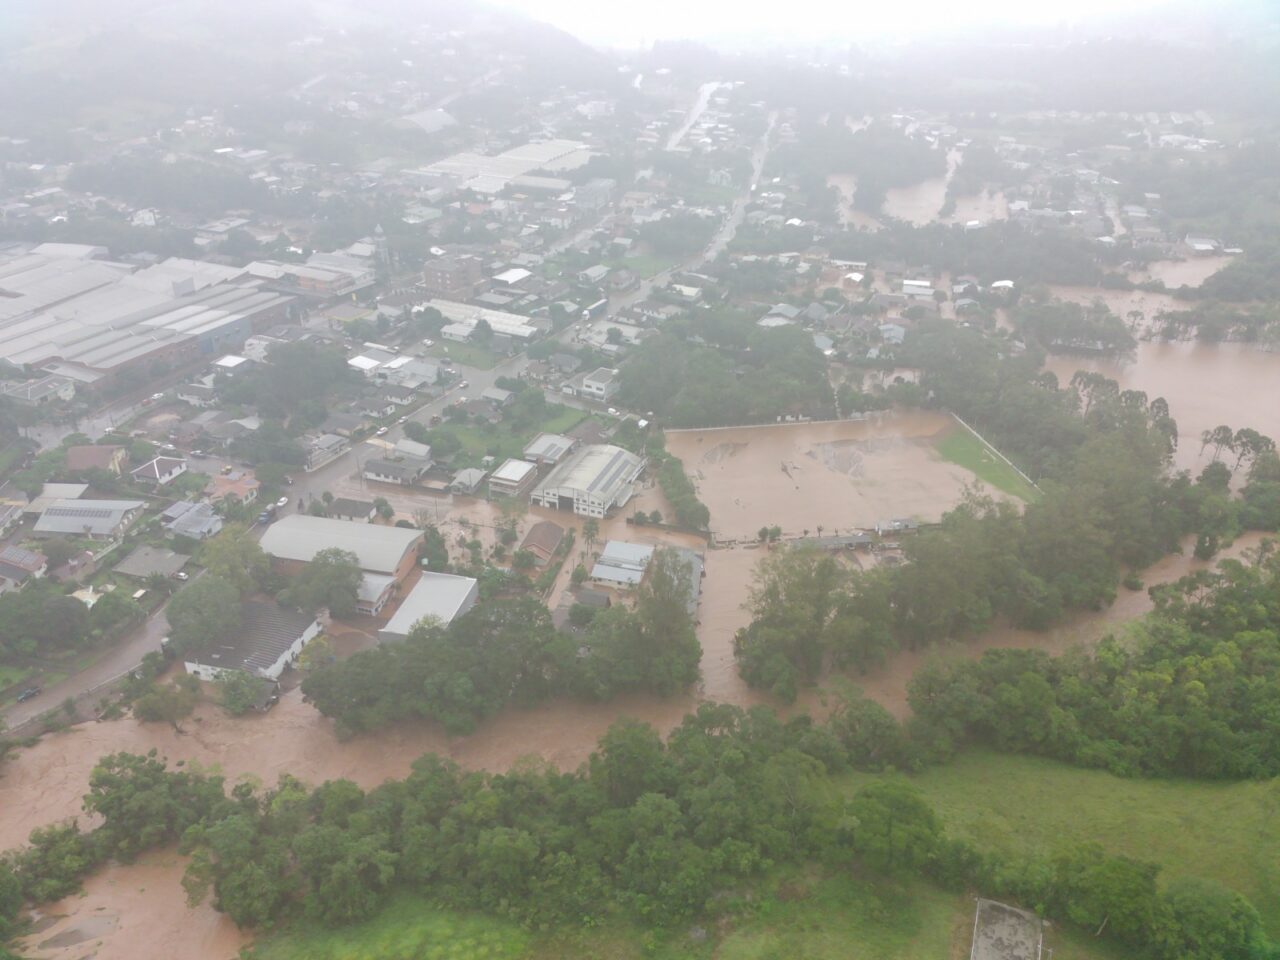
[259,515,422,575]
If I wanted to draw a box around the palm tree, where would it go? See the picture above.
[582,518,599,554]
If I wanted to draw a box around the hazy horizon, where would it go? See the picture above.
[487,0,1271,50]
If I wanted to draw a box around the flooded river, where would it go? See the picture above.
[2,521,1272,959]
[1044,341,1280,474]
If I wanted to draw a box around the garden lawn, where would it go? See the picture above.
[438,404,588,464]
[427,341,499,369]
[841,750,1280,935]
[935,427,1039,502]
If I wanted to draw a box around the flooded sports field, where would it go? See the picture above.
[1044,341,1280,474]
[665,412,1004,542]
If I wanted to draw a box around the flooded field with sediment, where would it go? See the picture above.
[1044,341,1280,474]
[665,412,1005,542]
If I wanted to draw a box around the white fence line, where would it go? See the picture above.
[948,412,1041,492]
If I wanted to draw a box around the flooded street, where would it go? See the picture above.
[665,413,1005,542]
[1044,341,1280,474]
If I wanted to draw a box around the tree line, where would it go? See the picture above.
[1,698,1270,960]
[300,549,700,736]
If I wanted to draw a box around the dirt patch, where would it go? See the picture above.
[666,413,1003,542]
[1044,341,1280,475]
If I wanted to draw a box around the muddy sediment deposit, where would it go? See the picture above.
[665,413,998,542]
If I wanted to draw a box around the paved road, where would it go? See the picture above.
[2,583,177,730]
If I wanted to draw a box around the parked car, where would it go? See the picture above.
[276,496,289,508]
[376,426,389,436]
[173,571,189,581]
[150,392,165,401]
[459,379,469,388]
[16,687,41,703]
[430,414,442,425]
[422,338,435,346]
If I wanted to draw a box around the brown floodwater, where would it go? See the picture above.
[3,525,1272,959]
[881,149,960,225]
[1128,255,1234,290]
[1046,284,1189,324]
[665,413,1002,542]
[1044,341,1280,474]
[17,853,248,960]
[827,173,884,231]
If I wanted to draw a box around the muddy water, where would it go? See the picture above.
[881,149,960,225]
[665,413,999,542]
[3,524,1272,960]
[1047,284,1189,326]
[852,531,1273,717]
[827,173,884,230]
[946,188,1008,224]
[1044,341,1280,474]
[1128,255,1233,290]
[18,853,248,960]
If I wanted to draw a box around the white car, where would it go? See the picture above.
[376,426,389,436]
[173,571,189,582]
[422,338,435,346]
[150,392,165,401]
[276,496,289,508]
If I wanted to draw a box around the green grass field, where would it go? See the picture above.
[250,896,530,960]
[842,750,1280,934]
[427,341,500,370]
[438,405,589,465]
[935,428,1039,502]
[250,871,1121,960]
[0,664,34,694]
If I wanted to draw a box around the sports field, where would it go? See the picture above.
[665,412,1029,541]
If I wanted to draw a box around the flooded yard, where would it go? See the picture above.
[1044,341,1280,474]
[665,413,1006,542]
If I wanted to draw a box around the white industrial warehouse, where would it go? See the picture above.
[529,444,645,518]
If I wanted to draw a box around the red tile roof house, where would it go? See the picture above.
[64,445,129,475]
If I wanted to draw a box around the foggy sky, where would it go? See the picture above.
[488,0,1179,49]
